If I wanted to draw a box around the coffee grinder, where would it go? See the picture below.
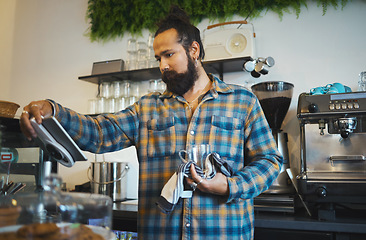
[251,81,295,212]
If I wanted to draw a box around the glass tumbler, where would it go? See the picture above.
[126,38,137,70]
[137,41,148,69]
[100,82,111,99]
[149,79,166,93]
[359,71,366,91]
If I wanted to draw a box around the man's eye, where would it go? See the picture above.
[166,53,173,57]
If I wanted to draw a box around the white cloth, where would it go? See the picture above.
[156,152,233,214]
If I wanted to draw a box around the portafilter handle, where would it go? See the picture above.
[338,117,357,138]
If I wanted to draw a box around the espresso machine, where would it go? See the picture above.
[0,117,56,193]
[297,91,366,220]
[251,81,295,212]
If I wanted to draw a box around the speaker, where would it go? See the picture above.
[92,59,124,75]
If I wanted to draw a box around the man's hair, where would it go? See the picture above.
[155,5,205,60]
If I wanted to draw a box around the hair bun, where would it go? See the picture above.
[167,5,190,24]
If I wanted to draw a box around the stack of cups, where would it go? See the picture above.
[119,80,131,110]
[129,82,141,105]
[114,80,141,111]
[148,79,166,93]
[147,34,158,68]
[126,35,158,70]
[137,41,148,69]
[126,38,137,70]
[113,81,123,112]
[96,82,110,114]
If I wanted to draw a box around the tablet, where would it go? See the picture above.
[30,117,87,167]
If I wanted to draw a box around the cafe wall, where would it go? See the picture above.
[1,0,365,198]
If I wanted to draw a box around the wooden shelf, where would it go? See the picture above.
[78,57,252,84]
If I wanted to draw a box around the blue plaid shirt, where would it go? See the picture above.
[52,75,282,240]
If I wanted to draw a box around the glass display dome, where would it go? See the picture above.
[0,174,114,239]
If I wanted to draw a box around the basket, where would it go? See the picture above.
[0,100,20,118]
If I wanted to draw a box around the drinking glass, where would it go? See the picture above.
[126,51,137,70]
[148,79,166,93]
[137,41,148,69]
[88,99,97,114]
[359,71,366,91]
[147,33,154,48]
[121,80,131,97]
[115,97,126,112]
[100,82,111,99]
[127,38,137,52]
[126,38,137,70]
[96,97,106,114]
[112,81,122,98]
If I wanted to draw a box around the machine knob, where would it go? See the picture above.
[340,131,350,138]
[308,103,319,113]
[317,187,327,197]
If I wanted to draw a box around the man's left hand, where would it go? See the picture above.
[186,164,229,196]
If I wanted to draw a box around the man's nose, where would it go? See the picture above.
[160,60,169,73]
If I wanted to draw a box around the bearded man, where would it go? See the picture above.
[20,5,282,240]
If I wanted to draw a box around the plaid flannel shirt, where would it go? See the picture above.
[51,74,283,240]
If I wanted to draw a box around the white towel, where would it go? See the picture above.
[156,152,233,214]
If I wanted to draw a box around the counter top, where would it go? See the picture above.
[113,200,138,219]
[255,211,366,234]
[112,201,366,235]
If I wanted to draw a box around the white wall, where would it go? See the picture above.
[0,0,16,99]
[1,0,366,198]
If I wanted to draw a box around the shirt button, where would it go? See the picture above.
[186,223,190,228]
[190,130,195,135]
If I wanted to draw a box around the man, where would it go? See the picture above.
[20,6,282,240]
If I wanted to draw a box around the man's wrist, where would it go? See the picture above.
[46,99,56,117]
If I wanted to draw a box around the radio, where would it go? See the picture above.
[202,20,256,62]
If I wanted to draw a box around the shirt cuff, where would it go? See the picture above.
[46,99,56,117]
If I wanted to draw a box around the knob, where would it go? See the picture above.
[265,57,275,67]
[317,187,327,197]
[308,103,319,113]
[243,60,256,72]
[340,130,350,139]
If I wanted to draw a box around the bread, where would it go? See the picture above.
[0,223,105,240]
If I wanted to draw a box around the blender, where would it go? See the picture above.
[251,81,294,194]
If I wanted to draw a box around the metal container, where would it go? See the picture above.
[89,162,129,202]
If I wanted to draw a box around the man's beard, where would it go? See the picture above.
[161,56,198,96]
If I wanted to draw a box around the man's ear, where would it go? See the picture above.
[189,41,200,60]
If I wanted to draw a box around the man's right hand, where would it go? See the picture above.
[20,100,53,140]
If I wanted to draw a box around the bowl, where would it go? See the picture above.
[0,101,20,118]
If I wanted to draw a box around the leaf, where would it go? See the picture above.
[85,0,349,42]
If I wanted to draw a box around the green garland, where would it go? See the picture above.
[86,0,349,42]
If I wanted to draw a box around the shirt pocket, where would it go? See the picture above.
[147,117,176,158]
[209,115,245,165]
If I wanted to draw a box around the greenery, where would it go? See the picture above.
[86,0,350,42]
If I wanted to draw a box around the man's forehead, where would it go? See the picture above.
[154,29,180,45]
[153,29,183,54]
